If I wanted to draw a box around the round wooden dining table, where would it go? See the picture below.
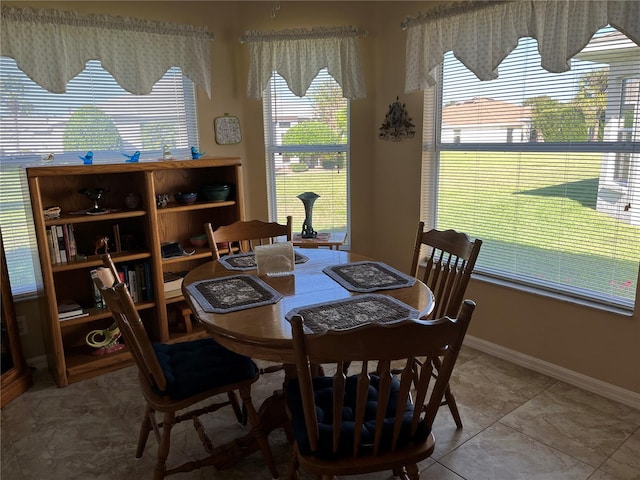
[182,248,435,365]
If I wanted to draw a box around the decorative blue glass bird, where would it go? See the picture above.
[190,147,205,159]
[122,151,140,163]
[79,151,93,164]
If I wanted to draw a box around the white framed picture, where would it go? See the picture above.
[214,115,242,145]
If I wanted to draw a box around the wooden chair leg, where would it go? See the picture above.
[444,383,463,428]
[287,450,300,480]
[239,385,279,479]
[405,464,419,480]
[136,406,153,458]
[432,355,463,428]
[153,411,175,480]
[227,390,243,423]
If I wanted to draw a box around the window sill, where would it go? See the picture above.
[471,273,634,318]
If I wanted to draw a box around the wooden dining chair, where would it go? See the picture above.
[204,217,293,376]
[286,300,476,480]
[92,256,279,480]
[205,216,293,259]
[410,222,482,428]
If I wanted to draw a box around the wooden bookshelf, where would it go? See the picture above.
[26,158,244,386]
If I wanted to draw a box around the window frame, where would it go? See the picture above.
[424,33,640,312]
[262,70,351,243]
[0,59,199,297]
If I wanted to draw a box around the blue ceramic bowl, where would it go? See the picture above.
[174,192,197,205]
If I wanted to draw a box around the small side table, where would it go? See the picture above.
[292,232,347,251]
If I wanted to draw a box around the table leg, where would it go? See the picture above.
[258,389,294,443]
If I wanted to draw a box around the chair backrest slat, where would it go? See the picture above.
[373,362,391,456]
[92,255,168,393]
[289,300,475,461]
[332,368,347,455]
[412,223,482,319]
[393,359,415,447]
[205,217,292,259]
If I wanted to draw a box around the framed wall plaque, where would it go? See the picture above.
[214,115,242,145]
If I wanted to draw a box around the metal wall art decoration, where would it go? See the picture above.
[378,97,415,141]
[214,114,242,145]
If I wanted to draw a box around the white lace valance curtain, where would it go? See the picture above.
[243,26,366,99]
[0,5,212,97]
[404,0,640,92]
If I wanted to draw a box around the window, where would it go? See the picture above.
[425,27,640,310]
[506,128,514,143]
[263,69,349,240]
[0,58,198,295]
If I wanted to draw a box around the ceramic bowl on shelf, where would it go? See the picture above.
[174,192,197,205]
[189,234,208,248]
[200,184,231,202]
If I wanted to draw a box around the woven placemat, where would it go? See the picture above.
[285,294,419,333]
[186,275,282,313]
[323,261,416,293]
[218,251,309,271]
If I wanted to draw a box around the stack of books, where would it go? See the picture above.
[47,224,78,264]
[57,301,88,321]
[163,271,187,299]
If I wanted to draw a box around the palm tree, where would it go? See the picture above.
[573,68,608,142]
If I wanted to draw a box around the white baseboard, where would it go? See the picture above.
[464,335,640,410]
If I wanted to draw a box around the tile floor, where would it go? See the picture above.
[2,347,639,480]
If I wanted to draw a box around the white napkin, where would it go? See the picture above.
[254,242,295,277]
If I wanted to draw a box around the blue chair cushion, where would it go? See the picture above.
[286,374,429,459]
[152,338,258,400]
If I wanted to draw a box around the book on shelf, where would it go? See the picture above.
[59,311,89,321]
[103,260,153,303]
[135,263,146,301]
[62,224,71,261]
[48,226,61,264]
[46,224,78,265]
[57,300,88,320]
[128,269,139,303]
[55,225,67,263]
[46,227,56,264]
[66,224,77,260]
[163,271,187,293]
[164,288,183,299]
[143,261,153,301]
[112,224,122,253]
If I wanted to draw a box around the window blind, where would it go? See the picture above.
[263,69,350,241]
[0,58,198,296]
[425,27,639,310]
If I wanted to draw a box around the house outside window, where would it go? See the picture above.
[613,78,639,184]
[263,69,350,241]
[426,27,640,310]
[0,58,198,295]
